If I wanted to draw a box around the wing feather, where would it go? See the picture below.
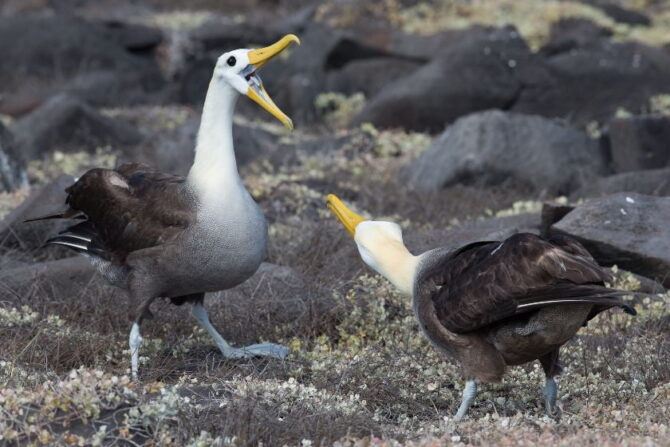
[42,163,195,261]
[427,233,634,334]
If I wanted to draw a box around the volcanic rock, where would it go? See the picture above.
[355,27,530,132]
[13,94,144,161]
[0,122,28,192]
[0,175,74,250]
[551,193,670,286]
[608,114,670,173]
[571,168,670,199]
[403,110,608,194]
[513,40,670,125]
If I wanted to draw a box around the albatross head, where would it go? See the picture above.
[326,194,419,296]
[215,34,300,130]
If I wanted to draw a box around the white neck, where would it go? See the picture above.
[188,77,243,197]
[368,241,420,296]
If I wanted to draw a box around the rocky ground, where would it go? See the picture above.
[1,0,669,445]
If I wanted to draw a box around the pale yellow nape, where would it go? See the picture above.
[353,221,420,296]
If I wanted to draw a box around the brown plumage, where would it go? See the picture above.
[425,234,631,334]
[47,163,193,264]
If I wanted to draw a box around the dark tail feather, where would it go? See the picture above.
[24,208,84,223]
[46,221,110,259]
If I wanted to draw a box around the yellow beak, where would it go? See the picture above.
[326,194,367,237]
[248,34,300,67]
[246,34,300,130]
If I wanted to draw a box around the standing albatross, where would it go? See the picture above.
[27,35,301,379]
[326,194,636,420]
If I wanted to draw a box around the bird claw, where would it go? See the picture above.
[545,398,562,418]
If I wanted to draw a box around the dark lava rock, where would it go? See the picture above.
[325,25,433,67]
[264,23,348,125]
[0,15,164,106]
[513,40,670,126]
[179,55,218,105]
[571,168,670,199]
[191,21,282,53]
[234,23,470,126]
[0,90,45,118]
[355,27,530,132]
[0,69,156,118]
[62,70,144,108]
[0,256,96,302]
[551,192,670,286]
[119,113,199,176]
[13,94,144,161]
[273,3,319,36]
[402,110,608,194]
[0,175,73,250]
[539,18,613,56]
[608,114,670,173]
[326,57,422,98]
[541,201,576,236]
[463,213,541,234]
[586,1,651,26]
[233,123,277,166]
[96,20,163,52]
[0,123,28,192]
[405,215,540,255]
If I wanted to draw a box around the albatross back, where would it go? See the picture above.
[424,233,634,334]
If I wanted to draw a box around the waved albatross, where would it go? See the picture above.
[326,194,636,420]
[27,35,301,379]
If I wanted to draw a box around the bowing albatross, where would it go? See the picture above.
[326,194,636,420]
[28,35,301,379]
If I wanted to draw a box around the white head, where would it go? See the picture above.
[327,195,419,296]
[212,34,300,130]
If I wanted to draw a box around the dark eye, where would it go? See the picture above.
[227,56,236,67]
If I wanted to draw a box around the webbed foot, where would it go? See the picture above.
[221,342,289,359]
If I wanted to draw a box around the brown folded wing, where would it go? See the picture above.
[427,233,633,334]
[57,163,195,261]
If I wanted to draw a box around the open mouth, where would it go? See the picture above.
[241,65,260,87]
[243,68,257,82]
[243,34,300,130]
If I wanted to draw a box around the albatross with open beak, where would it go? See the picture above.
[326,194,636,421]
[27,35,301,379]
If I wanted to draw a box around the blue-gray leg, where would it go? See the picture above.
[539,350,562,416]
[191,302,289,359]
[454,380,477,421]
[544,377,558,415]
